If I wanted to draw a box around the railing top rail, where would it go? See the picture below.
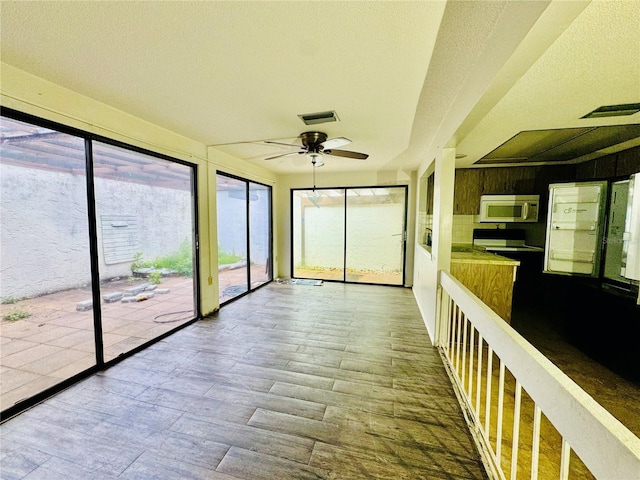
[440,270,640,479]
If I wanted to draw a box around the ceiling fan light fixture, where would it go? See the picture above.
[308,152,325,167]
[298,110,339,125]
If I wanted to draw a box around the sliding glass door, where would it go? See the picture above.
[249,181,272,287]
[217,175,248,303]
[0,111,199,416]
[292,189,346,281]
[0,116,95,412]
[217,173,272,303]
[292,186,407,285]
[92,141,197,361]
[345,187,406,285]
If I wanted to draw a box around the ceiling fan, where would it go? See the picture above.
[263,131,368,167]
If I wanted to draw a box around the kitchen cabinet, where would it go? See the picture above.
[576,146,640,180]
[481,167,536,195]
[454,165,577,216]
[576,154,616,179]
[453,147,638,219]
[615,147,640,177]
[454,169,483,214]
[426,172,434,214]
[450,249,519,323]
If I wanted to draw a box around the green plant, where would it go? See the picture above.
[131,252,147,272]
[3,308,30,322]
[150,239,193,277]
[148,271,162,285]
[218,250,243,265]
[1,296,18,305]
[133,239,194,278]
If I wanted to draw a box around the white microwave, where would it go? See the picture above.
[479,194,539,223]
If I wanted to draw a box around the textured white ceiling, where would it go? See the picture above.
[455,0,640,167]
[1,1,639,173]
[0,1,444,173]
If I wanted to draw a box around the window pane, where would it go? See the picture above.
[292,189,346,281]
[0,116,95,411]
[345,187,406,285]
[487,205,522,218]
[249,182,271,288]
[217,174,248,303]
[92,142,196,361]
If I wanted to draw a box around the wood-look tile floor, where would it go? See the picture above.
[0,282,487,479]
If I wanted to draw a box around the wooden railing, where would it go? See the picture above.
[437,271,640,480]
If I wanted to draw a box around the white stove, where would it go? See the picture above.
[472,229,544,253]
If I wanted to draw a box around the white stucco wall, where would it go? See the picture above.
[346,203,405,271]
[279,171,414,282]
[295,202,404,272]
[299,203,345,268]
[249,188,270,265]
[216,187,270,264]
[94,174,193,277]
[1,163,193,299]
[1,163,93,298]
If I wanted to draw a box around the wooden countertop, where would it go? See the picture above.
[451,245,520,266]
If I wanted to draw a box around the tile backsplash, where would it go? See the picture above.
[452,215,505,244]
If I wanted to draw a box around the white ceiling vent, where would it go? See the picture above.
[581,103,640,119]
[298,110,339,125]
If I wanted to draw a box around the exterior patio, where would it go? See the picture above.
[1,257,278,414]
[1,275,195,412]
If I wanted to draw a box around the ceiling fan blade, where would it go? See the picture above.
[323,149,369,160]
[264,140,302,148]
[320,137,351,150]
[264,151,304,161]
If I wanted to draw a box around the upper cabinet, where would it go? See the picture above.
[482,167,536,195]
[454,147,639,216]
[576,146,640,180]
[453,165,574,215]
[418,169,435,246]
[454,169,483,214]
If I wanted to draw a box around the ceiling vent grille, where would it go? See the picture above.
[581,103,640,118]
[298,110,339,125]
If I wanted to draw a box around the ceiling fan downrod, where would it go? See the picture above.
[312,160,317,191]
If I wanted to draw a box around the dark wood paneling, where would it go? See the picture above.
[426,172,435,214]
[454,165,577,215]
[595,154,618,178]
[616,146,640,177]
[453,169,483,214]
[576,158,598,180]
[576,146,639,180]
[481,167,513,194]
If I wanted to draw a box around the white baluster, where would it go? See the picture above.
[510,381,522,480]
[476,334,483,416]
[485,346,493,437]
[560,439,571,480]
[531,404,541,480]
[468,325,475,398]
